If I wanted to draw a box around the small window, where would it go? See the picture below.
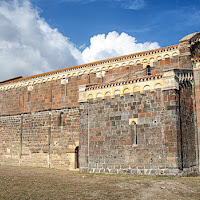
[146,65,151,75]
[58,112,63,126]
[65,84,67,96]
[131,122,137,145]
[28,91,31,102]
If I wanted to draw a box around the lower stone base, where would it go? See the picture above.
[80,167,200,177]
[180,166,199,177]
[0,152,78,171]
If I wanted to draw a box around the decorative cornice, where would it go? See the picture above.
[192,59,200,64]
[78,69,193,102]
[0,44,179,91]
[86,74,163,91]
[79,74,164,102]
[192,59,200,70]
[191,38,200,46]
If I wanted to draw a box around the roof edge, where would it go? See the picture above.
[0,44,179,86]
[179,32,200,43]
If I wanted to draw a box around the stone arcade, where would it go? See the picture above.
[0,32,200,176]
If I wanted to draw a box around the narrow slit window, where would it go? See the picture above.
[28,91,31,102]
[147,65,151,76]
[58,112,63,126]
[65,84,67,96]
[131,122,137,145]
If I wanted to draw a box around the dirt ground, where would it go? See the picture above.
[0,166,199,200]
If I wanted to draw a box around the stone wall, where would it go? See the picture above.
[0,108,79,169]
[0,54,183,117]
[179,82,196,169]
[0,50,185,170]
[79,89,181,175]
[0,115,21,166]
[193,69,200,173]
[0,32,199,174]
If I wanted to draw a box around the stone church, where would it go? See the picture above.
[0,32,200,176]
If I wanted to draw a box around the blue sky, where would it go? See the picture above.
[31,0,200,47]
[0,0,199,81]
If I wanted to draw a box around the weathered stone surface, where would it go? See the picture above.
[0,109,79,170]
[79,89,182,175]
[0,32,200,176]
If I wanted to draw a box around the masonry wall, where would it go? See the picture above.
[0,108,79,169]
[193,69,200,172]
[0,39,197,172]
[0,53,190,117]
[79,89,181,175]
[179,82,196,169]
[187,39,200,173]
[0,115,21,166]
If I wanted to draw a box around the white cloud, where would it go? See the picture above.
[82,31,160,63]
[0,0,82,81]
[0,0,159,81]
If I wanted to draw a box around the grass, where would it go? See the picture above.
[0,166,199,200]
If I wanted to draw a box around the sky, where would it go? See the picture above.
[0,0,199,81]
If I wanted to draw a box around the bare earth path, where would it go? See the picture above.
[0,166,199,200]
